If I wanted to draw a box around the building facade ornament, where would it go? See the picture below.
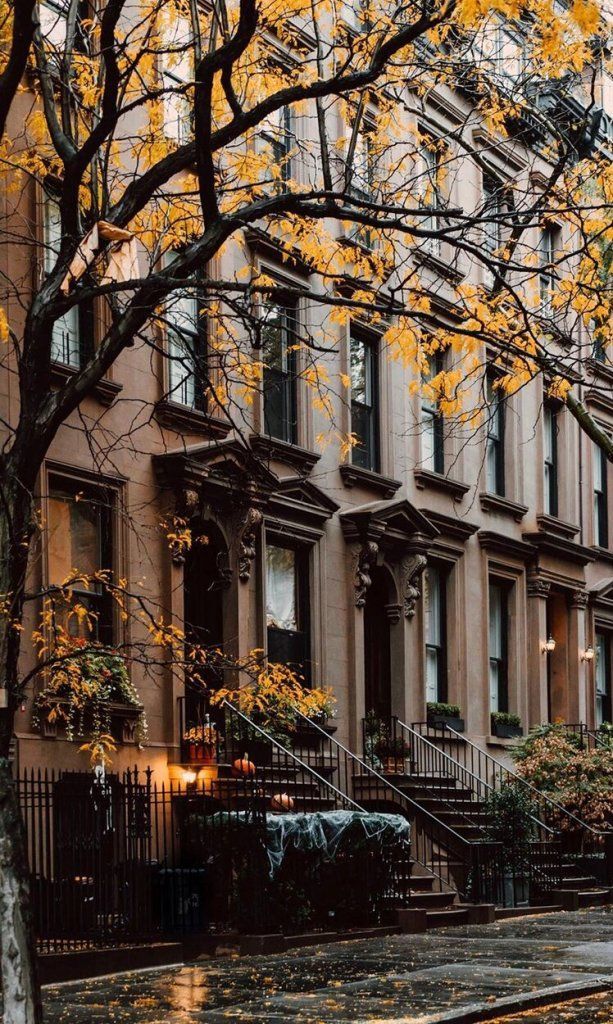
[526,573,552,599]
[237,506,263,582]
[385,603,402,624]
[355,541,379,608]
[571,589,589,609]
[402,552,427,618]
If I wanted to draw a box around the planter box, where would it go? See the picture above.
[381,756,408,775]
[185,742,217,764]
[37,699,143,745]
[491,722,523,739]
[428,715,465,733]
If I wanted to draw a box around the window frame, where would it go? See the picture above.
[261,293,299,445]
[593,442,608,548]
[488,580,509,714]
[485,373,505,496]
[42,190,94,369]
[539,223,560,315]
[419,134,444,258]
[265,539,311,683]
[424,563,447,704]
[595,631,612,726]
[164,258,208,411]
[349,328,380,472]
[258,104,295,188]
[421,348,445,474]
[543,402,559,517]
[46,471,118,646]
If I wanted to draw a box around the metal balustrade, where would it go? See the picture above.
[410,719,611,886]
[292,709,508,905]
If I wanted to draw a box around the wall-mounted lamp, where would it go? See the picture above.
[181,769,197,785]
[580,645,595,662]
[541,635,556,654]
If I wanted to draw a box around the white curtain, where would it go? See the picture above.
[266,545,296,630]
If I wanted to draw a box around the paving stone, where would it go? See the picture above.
[41,908,613,1023]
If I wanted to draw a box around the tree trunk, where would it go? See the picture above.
[0,472,42,1022]
[0,758,43,1024]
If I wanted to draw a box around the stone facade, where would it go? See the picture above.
[2,13,612,781]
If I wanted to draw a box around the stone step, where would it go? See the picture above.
[560,875,599,890]
[409,890,457,909]
[577,888,612,907]
[426,907,469,929]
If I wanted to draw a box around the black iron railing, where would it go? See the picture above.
[410,719,611,884]
[558,722,612,750]
[293,710,507,905]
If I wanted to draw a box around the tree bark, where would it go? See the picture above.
[0,758,42,1024]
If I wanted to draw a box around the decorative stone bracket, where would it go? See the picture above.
[354,541,379,607]
[401,553,427,619]
[238,506,263,582]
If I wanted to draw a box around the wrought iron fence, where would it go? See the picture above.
[20,703,412,951]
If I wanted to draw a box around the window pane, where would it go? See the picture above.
[489,585,502,658]
[167,289,199,407]
[489,659,500,712]
[350,334,368,403]
[424,567,441,645]
[43,196,80,366]
[422,411,435,470]
[266,545,297,631]
[426,648,439,703]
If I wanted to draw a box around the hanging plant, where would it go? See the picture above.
[33,637,147,766]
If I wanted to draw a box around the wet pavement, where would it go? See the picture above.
[42,908,613,1023]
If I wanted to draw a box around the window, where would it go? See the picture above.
[43,194,82,367]
[47,476,115,644]
[347,129,376,248]
[485,375,505,495]
[424,565,447,703]
[482,175,511,287]
[421,350,445,473]
[543,404,558,516]
[494,24,524,86]
[593,442,608,547]
[595,632,611,727]
[266,542,310,680]
[39,0,89,61]
[489,582,508,713]
[164,255,207,409]
[350,331,379,471]
[539,225,560,314]
[259,106,294,187]
[420,138,442,257]
[262,298,298,443]
[161,14,193,144]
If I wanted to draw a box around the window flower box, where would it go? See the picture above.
[427,702,465,732]
[491,713,523,739]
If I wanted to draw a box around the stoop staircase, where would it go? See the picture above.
[405,719,613,910]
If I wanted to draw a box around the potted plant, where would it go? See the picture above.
[373,733,410,774]
[33,638,147,766]
[427,701,464,732]
[484,783,535,906]
[491,711,523,739]
[183,722,218,764]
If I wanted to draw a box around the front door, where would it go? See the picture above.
[364,567,392,720]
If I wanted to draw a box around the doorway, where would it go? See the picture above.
[363,566,392,720]
[183,521,228,693]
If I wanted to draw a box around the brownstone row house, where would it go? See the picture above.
[2,2,612,793]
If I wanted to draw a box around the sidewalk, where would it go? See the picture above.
[42,908,613,1023]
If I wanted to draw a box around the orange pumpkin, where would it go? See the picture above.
[232,753,256,778]
[270,792,295,812]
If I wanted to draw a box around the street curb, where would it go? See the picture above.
[406,977,611,1024]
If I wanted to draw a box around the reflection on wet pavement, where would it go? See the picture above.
[42,908,613,1023]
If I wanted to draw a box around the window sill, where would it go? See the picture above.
[591,544,613,564]
[413,248,464,285]
[535,513,579,540]
[586,357,613,385]
[155,399,230,438]
[339,463,401,499]
[479,492,528,522]
[250,433,320,474]
[50,361,122,407]
[414,469,470,503]
[485,735,519,750]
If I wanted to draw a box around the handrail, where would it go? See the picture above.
[419,719,606,838]
[397,720,556,838]
[294,709,506,902]
[221,699,362,811]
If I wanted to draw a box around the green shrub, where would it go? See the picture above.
[491,711,521,728]
[427,702,461,718]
